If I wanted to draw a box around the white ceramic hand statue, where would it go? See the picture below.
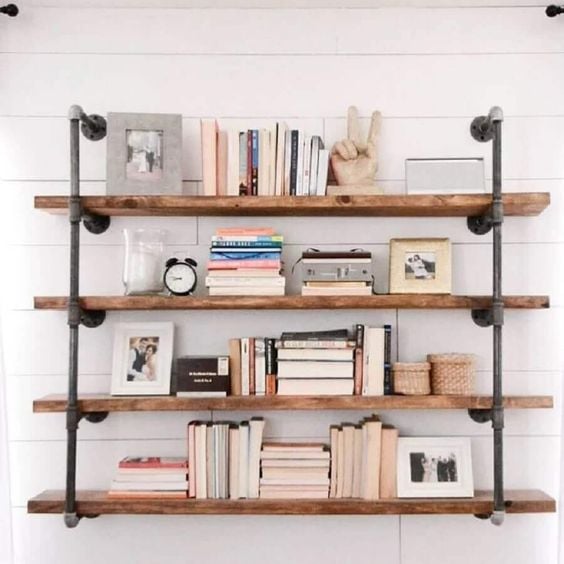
[331,106,382,187]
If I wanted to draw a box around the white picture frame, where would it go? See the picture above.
[106,112,182,195]
[397,437,474,498]
[110,322,174,396]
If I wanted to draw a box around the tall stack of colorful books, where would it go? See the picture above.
[259,442,330,499]
[201,120,330,197]
[206,227,285,296]
[275,329,355,395]
[108,457,188,499]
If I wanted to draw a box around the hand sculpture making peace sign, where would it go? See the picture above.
[331,106,382,188]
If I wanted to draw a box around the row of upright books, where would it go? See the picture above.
[228,326,392,397]
[205,227,285,296]
[201,120,330,197]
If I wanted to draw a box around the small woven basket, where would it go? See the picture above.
[392,362,431,395]
[427,353,475,395]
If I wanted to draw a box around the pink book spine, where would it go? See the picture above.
[207,260,281,270]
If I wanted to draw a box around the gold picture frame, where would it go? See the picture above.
[389,238,451,294]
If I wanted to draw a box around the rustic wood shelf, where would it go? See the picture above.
[33,294,550,311]
[33,394,553,413]
[27,489,555,516]
[34,193,550,217]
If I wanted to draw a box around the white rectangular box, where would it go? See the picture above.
[406,158,486,194]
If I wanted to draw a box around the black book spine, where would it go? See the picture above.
[384,324,393,395]
[290,130,298,196]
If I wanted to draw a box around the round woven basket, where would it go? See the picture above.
[392,362,431,395]
[427,353,475,395]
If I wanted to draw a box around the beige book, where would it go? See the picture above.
[259,489,329,499]
[269,123,278,195]
[361,419,383,500]
[380,426,399,499]
[329,426,339,498]
[201,119,218,196]
[216,130,228,196]
[262,467,330,480]
[352,426,363,498]
[226,129,240,196]
[275,122,288,196]
[228,338,241,396]
[187,422,197,498]
[229,426,240,499]
[261,459,329,468]
[336,428,345,498]
[248,418,265,498]
[301,286,372,296]
[258,129,270,196]
[195,423,207,499]
[363,327,385,396]
[342,424,355,498]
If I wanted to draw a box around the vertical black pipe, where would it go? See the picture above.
[65,115,81,528]
[492,118,505,524]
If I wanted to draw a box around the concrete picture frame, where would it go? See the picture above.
[106,112,182,195]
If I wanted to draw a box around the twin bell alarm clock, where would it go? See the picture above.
[163,257,198,296]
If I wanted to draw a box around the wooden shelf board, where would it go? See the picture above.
[34,193,550,218]
[27,489,555,515]
[33,394,553,413]
[33,294,550,311]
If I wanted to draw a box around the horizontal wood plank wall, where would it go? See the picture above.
[1,4,562,564]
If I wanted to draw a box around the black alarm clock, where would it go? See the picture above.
[163,257,198,296]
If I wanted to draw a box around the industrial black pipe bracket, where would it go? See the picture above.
[468,408,493,424]
[0,4,18,16]
[83,213,111,235]
[546,4,564,16]
[83,412,109,424]
[80,309,106,328]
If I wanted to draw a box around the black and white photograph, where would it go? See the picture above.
[397,437,473,498]
[106,112,182,195]
[389,238,452,294]
[111,322,174,396]
[126,129,163,182]
[405,252,436,280]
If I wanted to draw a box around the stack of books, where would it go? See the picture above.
[108,457,188,499]
[187,418,265,499]
[329,418,398,500]
[201,120,330,197]
[259,442,331,499]
[206,227,286,296]
[300,251,374,296]
[275,329,355,396]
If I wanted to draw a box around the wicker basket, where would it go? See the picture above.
[427,353,475,395]
[392,362,431,395]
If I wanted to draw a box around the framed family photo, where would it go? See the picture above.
[106,112,182,195]
[397,437,474,498]
[389,238,452,294]
[110,322,174,396]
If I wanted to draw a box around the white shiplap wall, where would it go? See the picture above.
[1,3,563,564]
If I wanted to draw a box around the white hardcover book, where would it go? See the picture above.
[229,426,240,499]
[241,338,250,396]
[216,130,228,196]
[188,422,197,498]
[276,348,354,361]
[260,450,330,460]
[238,423,249,498]
[248,418,266,499]
[296,130,305,196]
[195,424,207,499]
[208,286,285,297]
[342,424,355,498]
[363,327,385,396]
[302,135,313,196]
[361,419,382,500]
[329,426,339,498]
[258,129,270,196]
[110,480,189,491]
[206,276,285,287]
[255,339,266,396]
[226,129,240,196]
[316,149,330,196]
[283,129,292,195]
[113,472,188,482]
[259,478,330,486]
[352,426,363,498]
[277,361,354,380]
[276,379,354,396]
[309,136,321,196]
[261,459,330,468]
[336,428,345,498]
[269,124,277,196]
[275,122,288,196]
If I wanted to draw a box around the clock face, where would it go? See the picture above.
[164,263,196,295]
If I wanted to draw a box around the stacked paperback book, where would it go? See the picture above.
[201,120,330,196]
[300,251,374,296]
[187,418,265,499]
[206,227,285,296]
[259,442,331,499]
[330,418,398,500]
[108,457,188,499]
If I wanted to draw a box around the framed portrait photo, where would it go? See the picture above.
[389,238,451,294]
[397,437,474,498]
[106,112,182,195]
[110,322,174,396]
